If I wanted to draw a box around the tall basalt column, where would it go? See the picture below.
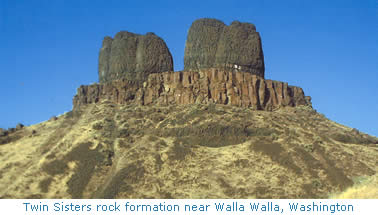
[98,37,113,83]
[184,18,226,70]
[215,21,265,77]
[184,18,265,78]
[98,31,173,84]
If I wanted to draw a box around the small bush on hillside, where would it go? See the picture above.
[117,128,130,138]
[331,133,355,143]
[169,141,193,161]
[92,122,103,130]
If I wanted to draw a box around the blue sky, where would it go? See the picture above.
[1,0,377,136]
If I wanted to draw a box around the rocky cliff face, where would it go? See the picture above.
[74,69,310,110]
[81,19,308,111]
[98,31,173,83]
[184,18,265,78]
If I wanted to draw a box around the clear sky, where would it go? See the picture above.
[1,0,377,136]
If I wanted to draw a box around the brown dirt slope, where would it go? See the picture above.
[0,101,377,198]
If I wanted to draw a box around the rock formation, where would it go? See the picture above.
[98,31,173,83]
[73,69,310,111]
[74,19,310,111]
[184,18,265,78]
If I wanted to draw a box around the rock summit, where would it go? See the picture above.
[184,18,265,77]
[77,18,310,110]
[98,31,173,83]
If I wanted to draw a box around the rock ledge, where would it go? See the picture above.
[74,69,311,110]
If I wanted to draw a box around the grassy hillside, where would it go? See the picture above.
[0,101,377,198]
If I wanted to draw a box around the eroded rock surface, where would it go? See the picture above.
[74,69,310,110]
[98,31,173,83]
[184,18,265,77]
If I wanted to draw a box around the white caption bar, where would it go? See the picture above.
[0,199,376,215]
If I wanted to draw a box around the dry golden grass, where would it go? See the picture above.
[0,102,377,198]
[330,174,378,199]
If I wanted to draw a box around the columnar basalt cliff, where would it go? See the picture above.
[98,31,173,83]
[73,69,310,110]
[184,18,265,77]
[74,18,311,110]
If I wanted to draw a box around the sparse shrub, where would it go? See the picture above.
[134,106,142,112]
[39,178,53,193]
[156,140,168,147]
[118,137,136,149]
[102,149,115,166]
[115,113,122,121]
[312,179,322,189]
[92,122,103,130]
[151,113,165,123]
[16,123,24,130]
[331,133,355,143]
[231,106,239,112]
[351,176,368,185]
[313,135,322,143]
[0,128,8,137]
[65,111,74,118]
[117,128,130,138]
[148,135,159,142]
[155,154,163,171]
[351,128,360,135]
[304,144,315,153]
[247,127,277,137]
[234,159,249,168]
[318,134,332,143]
[270,133,279,141]
[50,116,58,121]
[185,105,204,119]
[65,110,82,119]
[134,112,144,118]
[207,103,217,113]
[128,127,145,136]
[169,141,193,161]
[99,118,119,139]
